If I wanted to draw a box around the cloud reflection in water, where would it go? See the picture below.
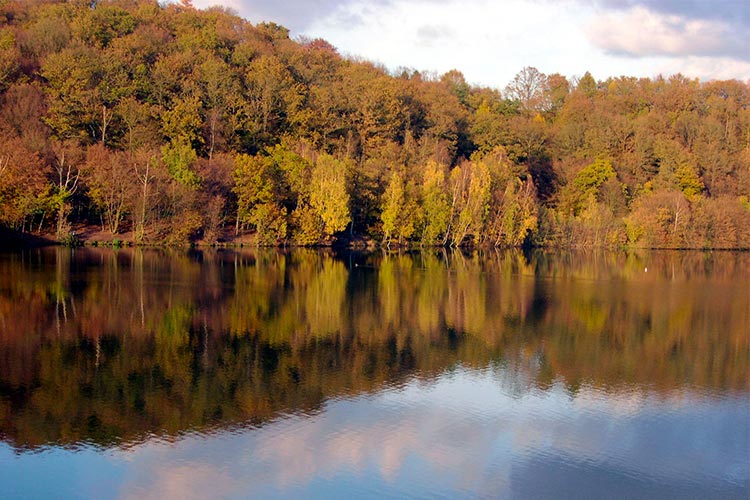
[106,367,748,499]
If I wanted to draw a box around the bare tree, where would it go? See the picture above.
[52,144,80,239]
[505,66,549,113]
[133,149,157,244]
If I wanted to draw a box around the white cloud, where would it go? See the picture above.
[108,371,743,498]
[303,0,598,88]
[191,0,361,31]
[191,0,750,85]
[658,56,750,82]
[415,24,454,48]
[586,5,749,59]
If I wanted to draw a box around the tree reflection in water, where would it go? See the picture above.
[0,247,747,449]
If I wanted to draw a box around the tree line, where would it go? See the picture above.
[0,0,748,248]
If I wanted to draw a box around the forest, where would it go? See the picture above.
[0,0,748,248]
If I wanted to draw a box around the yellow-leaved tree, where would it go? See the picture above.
[310,153,350,238]
[380,169,419,246]
[420,160,450,245]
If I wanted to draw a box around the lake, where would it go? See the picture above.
[0,247,747,499]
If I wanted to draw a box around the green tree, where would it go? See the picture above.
[160,95,204,147]
[162,137,200,188]
[571,158,617,214]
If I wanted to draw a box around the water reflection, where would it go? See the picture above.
[0,247,747,497]
[1,371,746,498]
[0,247,748,448]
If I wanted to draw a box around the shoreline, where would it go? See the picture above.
[2,227,748,252]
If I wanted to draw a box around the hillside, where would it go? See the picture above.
[0,0,748,248]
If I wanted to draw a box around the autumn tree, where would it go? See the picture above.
[625,190,690,248]
[505,66,548,113]
[83,144,129,234]
[420,160,451,245]
[131,147,161,244]
[309,154,350,238]
[380,170,419,246]
[232,153,287,244]
[449,160,491,246]
[0,135,47,230]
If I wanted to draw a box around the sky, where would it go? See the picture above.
[190,0,750,89]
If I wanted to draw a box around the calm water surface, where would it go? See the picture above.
[0,247,748,498]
